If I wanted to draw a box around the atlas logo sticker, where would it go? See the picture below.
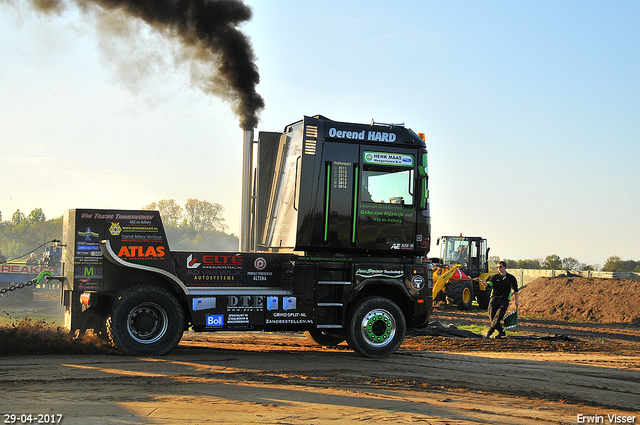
[187,254,201,269]
[254,257,267,270]
[109,222,122,236]
[117,245,165,258]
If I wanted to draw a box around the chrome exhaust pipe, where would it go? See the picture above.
[240,129,254,252]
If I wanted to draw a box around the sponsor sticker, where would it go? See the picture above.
[109,222,122,236]
[356,268,404,279]
[411,275,425,290]
[254,257,267,270]
[206,314,224,327]
[187,254,201,269]
[193,297,216,311]
[364,151,413,166]
[78,227,99,241]
[117,245,165,259]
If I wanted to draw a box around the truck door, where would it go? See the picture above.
[320,142,360,249]
[356,148,417,252]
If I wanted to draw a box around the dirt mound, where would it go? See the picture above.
[518,276,640,324]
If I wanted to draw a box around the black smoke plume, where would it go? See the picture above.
[24,0,264,129]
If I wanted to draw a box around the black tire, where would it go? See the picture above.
[476,288,491,310]
[446,280,473,310]
[345,296,406,358]
[305,330,345,346]
[91,316,110,341]
[106,285,184,355]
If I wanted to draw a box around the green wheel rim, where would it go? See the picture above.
[360,308,396,348]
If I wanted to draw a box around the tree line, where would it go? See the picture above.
[0,199,238,261]
[0,208,61,260]
[142,199,238,251]
[495,254,640,273]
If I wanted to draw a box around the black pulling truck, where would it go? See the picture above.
[61,115,433,358]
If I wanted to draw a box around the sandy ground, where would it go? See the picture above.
[0,307,638,424]
[1,277,639,424]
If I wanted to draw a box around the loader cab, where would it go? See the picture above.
[439,236,488,278]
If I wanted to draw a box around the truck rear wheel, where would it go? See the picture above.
[345,296,406,358]
[106,285,184,355]
[447,280,473,310]
[305,330,345,346]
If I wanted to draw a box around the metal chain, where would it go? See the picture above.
[0,278,36,295]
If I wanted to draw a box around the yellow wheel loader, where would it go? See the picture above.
[431,235,498,310]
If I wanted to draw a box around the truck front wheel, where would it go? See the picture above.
[106,285,184,355]
[345,296,406,358]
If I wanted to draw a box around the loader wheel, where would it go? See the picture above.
[476,288,491,310]
[305,330,345,346]
[447,280,474,310]
[345,296,406,358]
[106,285,184,355]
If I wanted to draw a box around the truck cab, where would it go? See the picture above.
[255,115,431,257]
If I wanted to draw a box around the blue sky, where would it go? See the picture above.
[1,1,638,267]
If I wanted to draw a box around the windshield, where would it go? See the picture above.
[362,166,414,205]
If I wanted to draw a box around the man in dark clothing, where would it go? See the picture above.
[485,260,519,338]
